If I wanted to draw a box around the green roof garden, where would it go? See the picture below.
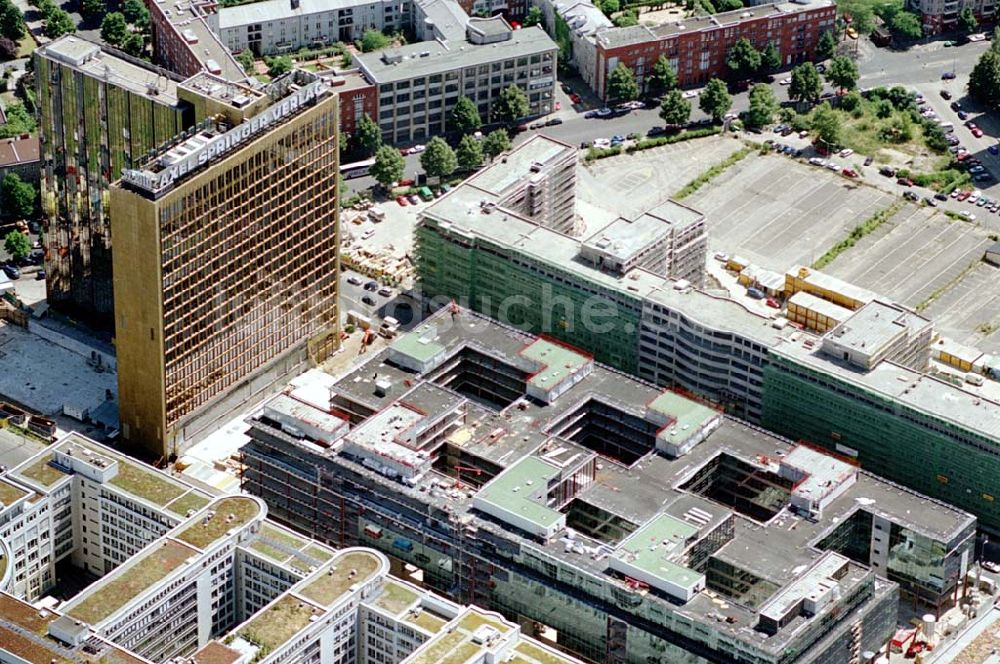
[473,456,565,533]
[165,491,211,517]
[299,550,382,607]
[390,325,446,364]
[304,544,333,562]
[109,458,187,507]
[66,539,197,625]
[521,338,591,392]
[407,609,515,664]
[174,496,261,549]
[648,391,719,434]
[407,630,466,664]
[514,641,581,664]
[237,595,323,651]
[15,454,67,488]
[0,478,28,506]
[406,609,448,634]
[457,610,511,635]
[611,513,703,593]
[369,579,418,616]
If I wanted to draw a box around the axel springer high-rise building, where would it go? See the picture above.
[111,71,340,460]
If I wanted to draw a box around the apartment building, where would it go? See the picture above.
[357,18,557,143]
[905,0,996,33]
[110,70,340,459]
[210,0,413,55]
[0,434,579,664]
[239,308,978,663]
[586,0,836,98]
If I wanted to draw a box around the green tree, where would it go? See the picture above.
[959,6,978,32]
[825,55,858,91]
[746,83,778,127]
[606,62,639,102]
[789,62,822,104]
[0,36,16,59]
[811,102,842,148]
[874,98,893,118]
[355,114,382,156]
[612,10,637,27]
[450,95,481,135]
[848,5,875,34]
[922,121,948,152]
[599,0,619,15]
[717,0,742,10]
[370,145,405,189]
[1,175,35,222]
[121,32,145,56]
[360,29,390,52]
[698,78,732,122]
[265,55,292,77]
[841,91,862,112]
[524,5,544,26]
[890,11,923,40]
[3,229,31,258]
[761,41,781,72]
[658,89,691,126]
[648,55,678,96]
[420,137,457,183]
[726,38,761,80]
[237,49,256,73]
[0,1,25,41]
[482,129,511,161]
[101,12,129,46]
[815,30,836,61]
[969,47,1000,106]
[80,0,105,19]
[0,102,34,138]
[121,0,150,29]
[493,84,530,124]
[456,134,483,171]
[44,8,75,38]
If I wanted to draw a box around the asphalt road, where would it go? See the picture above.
[344,38,994,195]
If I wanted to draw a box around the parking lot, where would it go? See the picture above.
[685,152,900,269]
[921,262,1000,353]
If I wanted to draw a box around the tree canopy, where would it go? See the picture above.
[761,41,781,72]
[456,134,483,171]
[648,55,678,95]
[658,90,691,126]
[80,0,106,19]
[359,29,391,52]
[959,6,978,33]
[421,137,457,182]
[101,12,129,47]
[811,102,843,148]
[370,145,405,189]
[816,30,836,60]
[3,230,31,258]
[825,56,859,91]
[265,55,292,77]
[0,0,26,42]
[493,85,530,124]
[969,44,1000,107]
[606,62,639,102]
[355,114,382,157]
[450,96,482,135]
[482,129,511,161]
[699,78,732,122]
[890,11,923,40]
[524,6,544,26]
[1,175,35,221]
[746,84,778,127]
[789,62,822,104]
[725,38,761,80]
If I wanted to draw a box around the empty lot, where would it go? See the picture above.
[685,152,899,269]
[579,135,741,220]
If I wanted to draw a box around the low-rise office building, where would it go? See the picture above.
[356,18,557,143]
[0,434,580,664]
[240,308,977,663]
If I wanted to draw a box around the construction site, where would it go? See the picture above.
[237,307,979,664]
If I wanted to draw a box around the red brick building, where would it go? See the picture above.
[331,72,378,139]
[591,0,836,99]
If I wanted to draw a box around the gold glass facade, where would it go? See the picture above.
[111,92,340,459]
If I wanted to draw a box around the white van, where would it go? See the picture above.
[938,120,954,131]
[965,372,985,386]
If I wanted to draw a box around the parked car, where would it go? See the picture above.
[989,144,999,155]
[347,275,363,286]
[960,210,976,220]
[779,77,791,85]
[897,177,914,186]
[407,194,420,205]
[958,110,969,120]
[864,155,874,166]
[595,107,613,117]
[529,121,545,129]
[950,101,962,111]
[35,270,45,281]
[584,111,598,119]
[940,90,952,99]
[923,197,938,207]
[647,126,667,137]
[842,168,859,178]
[765,297,781,309]
[364,281,379,292]
[361,228,376,240]
[880,166,897,177]
[839,148,854,157]
[941,71,956,80]
[377,286,393,297]
[934,192,949,201]
[903,191,920,202]
[972,127,984,138]
[682,90,698,99]
[570,93,582,104]
[545,118,563,126]
[362,295,377,306]
[2,264,20,280]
